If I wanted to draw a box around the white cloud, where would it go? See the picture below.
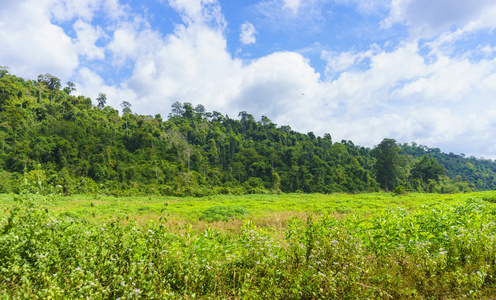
[282,0,302,14]
[107,19,164,66]
[320,41,496,155]
[76,67,137,110]
[322,45,380,77]
[382,0,496,38]
[48,0,125,22]
[49,0,103,22]
[240,22,257,45]
[0,0,129,81]
[114,8,333,133]
[254,0,329,33]
[73,20,106,60]
[167,0,226,29]
[233,52,333,130]
[125,21,241,112]
[0,0,78,79]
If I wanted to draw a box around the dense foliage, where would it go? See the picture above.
[2,190,496,298]
[370,138,402,193]
[1,68,495,195]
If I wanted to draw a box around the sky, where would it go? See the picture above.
[1,0,496,159]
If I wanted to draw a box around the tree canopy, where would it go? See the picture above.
[371,138,401,193]
[410,155,445,192]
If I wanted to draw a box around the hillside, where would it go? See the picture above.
[1,68,495,195]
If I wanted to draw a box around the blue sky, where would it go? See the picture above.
[1,0,496,158]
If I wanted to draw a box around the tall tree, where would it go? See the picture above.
[371,138,401,193]
[97,93,107,108]
[120,101,132,115]
[63,81,76,95]
[410,155,445,192]
[38,74,61,102]
[121,101,132,136]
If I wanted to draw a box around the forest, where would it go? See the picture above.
[1,67,496,196]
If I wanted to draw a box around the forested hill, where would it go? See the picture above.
[1,68,495,195]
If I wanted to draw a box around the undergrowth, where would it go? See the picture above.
[1,175,496,298]
[199,206,249,222]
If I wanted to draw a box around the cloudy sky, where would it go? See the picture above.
[1,0,496,158]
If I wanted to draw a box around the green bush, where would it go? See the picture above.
[199,205,249,222]
[0,170,12,193]
[392,185,407,195]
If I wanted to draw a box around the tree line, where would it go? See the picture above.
[1,68,495,196]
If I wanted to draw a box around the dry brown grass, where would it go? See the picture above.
[131,211,346,237]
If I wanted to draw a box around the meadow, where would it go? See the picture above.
[2,191,496,298]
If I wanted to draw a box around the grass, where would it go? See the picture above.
[2,191,490,225]
[2,191,496,298]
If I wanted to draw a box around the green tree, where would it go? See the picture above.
[272,171,281,192]
[38,74,61,102]
[0,66,9,78]
[97,93,107,108]
[371,138,401,193]
[63,81,76,95]
[0,75,18,110]
[410,155,445,193]
[120,101,132,115]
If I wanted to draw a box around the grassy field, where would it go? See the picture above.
[2,191,496,298]
[2,191,493,223]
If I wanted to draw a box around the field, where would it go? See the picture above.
[2,191,496,298]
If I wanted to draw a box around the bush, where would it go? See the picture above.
[392,185,407,195]
[199,205,249,222]
[0,170,12,193]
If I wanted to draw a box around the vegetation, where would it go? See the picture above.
[1,68,495,196]
[2,184,496,298]
[411,155,445,193]
[2,64,496,297]
[370,138,402,193]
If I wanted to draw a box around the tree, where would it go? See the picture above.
[120,101,132,136]
[410,155,445,193]
[0,66,8,78]
[38,74,61,102]
[120,101,132,115]
[260,115,271,126]
[371,138,401,193]
[238,111,254,133]
[194,104,206,119]
[170,101,184,118]
[97,93,107,108]
[0,75,18,110]
[272,171,281,192]
[63,81,76,95]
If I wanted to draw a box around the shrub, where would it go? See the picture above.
[199,206,249,222]
[392,185,407,195]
